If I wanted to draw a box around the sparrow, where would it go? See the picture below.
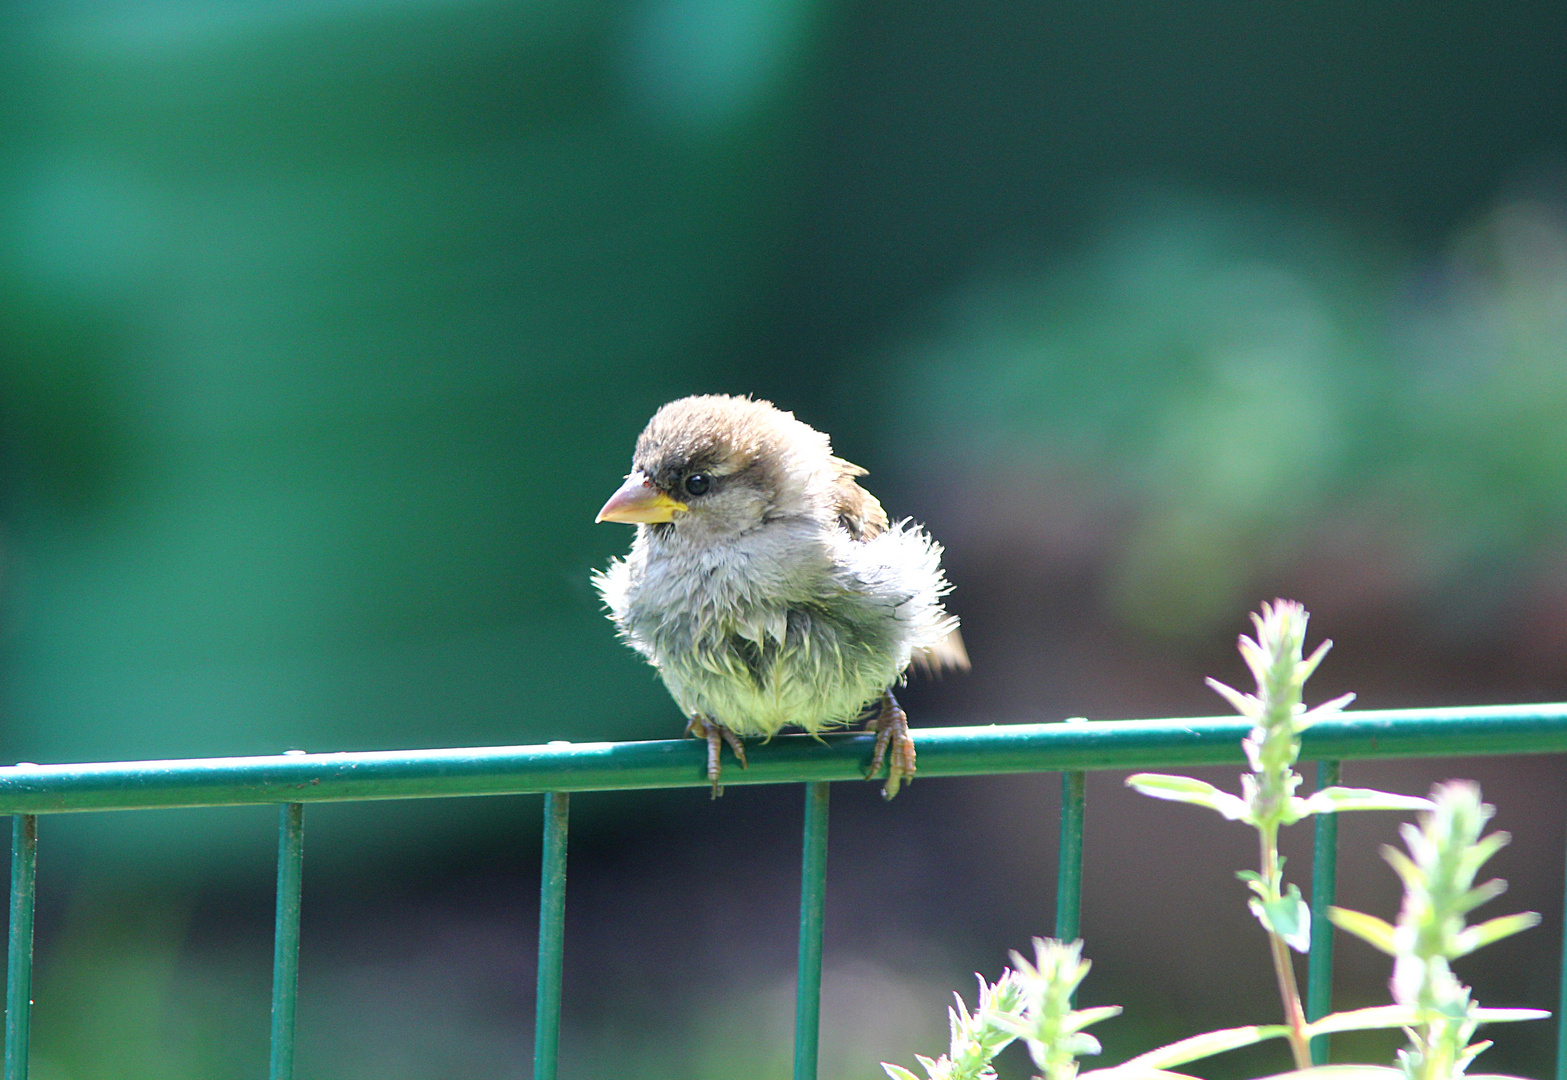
[593,394,967,798]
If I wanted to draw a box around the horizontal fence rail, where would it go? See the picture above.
[4,704,1567,1080]
[2,703,1566,813]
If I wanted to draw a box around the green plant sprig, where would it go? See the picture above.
[882,939,1122,1080]
[888,602,1548,1080]
[881,968,1028,1080]
[1127,601,1431,1068]
[1329,781,1544,1080]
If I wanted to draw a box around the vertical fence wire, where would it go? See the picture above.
[1558,804,1567,1080]
[269,803,305,1080]
[5,816,36,1080]
[1306,761,1341,1066]
[794,781,831,1080]
[1056,771,1085,942]
[534,792,570,1080]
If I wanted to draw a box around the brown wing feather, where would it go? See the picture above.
[833,454,965,674]
[829,457,889,540]
[830,457,969,674]
[914,629,971,674]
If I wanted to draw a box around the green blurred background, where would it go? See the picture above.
[0,0,1564,1076]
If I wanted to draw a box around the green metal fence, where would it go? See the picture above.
[3,703,1566,1080]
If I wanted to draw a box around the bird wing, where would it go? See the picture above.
[829,457,890,540]
[913,629,971,674]
[830,457,970,674]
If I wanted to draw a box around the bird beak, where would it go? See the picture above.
[595,471,689,523]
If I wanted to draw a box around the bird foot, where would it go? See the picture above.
[865,690,916,799]
[686,715,748,797]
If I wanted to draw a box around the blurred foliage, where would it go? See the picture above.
[31,892,263,1080]
[891,185,1567,643]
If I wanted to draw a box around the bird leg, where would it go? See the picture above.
[865,689,916,799]
[685,715,748,797]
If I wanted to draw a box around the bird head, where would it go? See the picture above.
[595,395,834,542]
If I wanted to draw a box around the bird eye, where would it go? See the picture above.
[683,473,711,497]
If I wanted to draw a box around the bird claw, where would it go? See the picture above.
[865,690,916,799]
[686,715,748,797]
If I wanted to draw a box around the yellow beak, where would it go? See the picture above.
[595,472,689,524]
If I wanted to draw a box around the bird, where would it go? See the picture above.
[592,394,967,798]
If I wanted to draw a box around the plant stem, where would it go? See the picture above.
[1261,825,1313,1070]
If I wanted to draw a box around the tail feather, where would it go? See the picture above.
[912,628,970,675]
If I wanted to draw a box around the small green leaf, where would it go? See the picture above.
[1455,878,1508,915]
[1301,787,1435,815]
[881,1065,922,1080]
[1296,638,1334,682]
[989,1013,1032,1039]
[1206,677,1261,719]
[1459,832,1511,879]
[1117,1024,1291,1069]
[1454,912,1542,955]
[1125,774,1249,820]
[1237,871,1268,899]
[1326,907,1397,954]
[1253,885,1311,952]
[1298,1003,1546,1044]
[1304,1005,1422,1037]
[1297,691,1357,728]
[1065,1005,1125,1032]
[1458,1040,1494,1070]
[1281,797,1313,825]
[1066,1031,1104,1057]
[1247,1066,1403,1079]
[1469,1007,1551,1023]
[1380,846,1422,891]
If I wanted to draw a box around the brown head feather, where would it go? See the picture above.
[633,395,827,496]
